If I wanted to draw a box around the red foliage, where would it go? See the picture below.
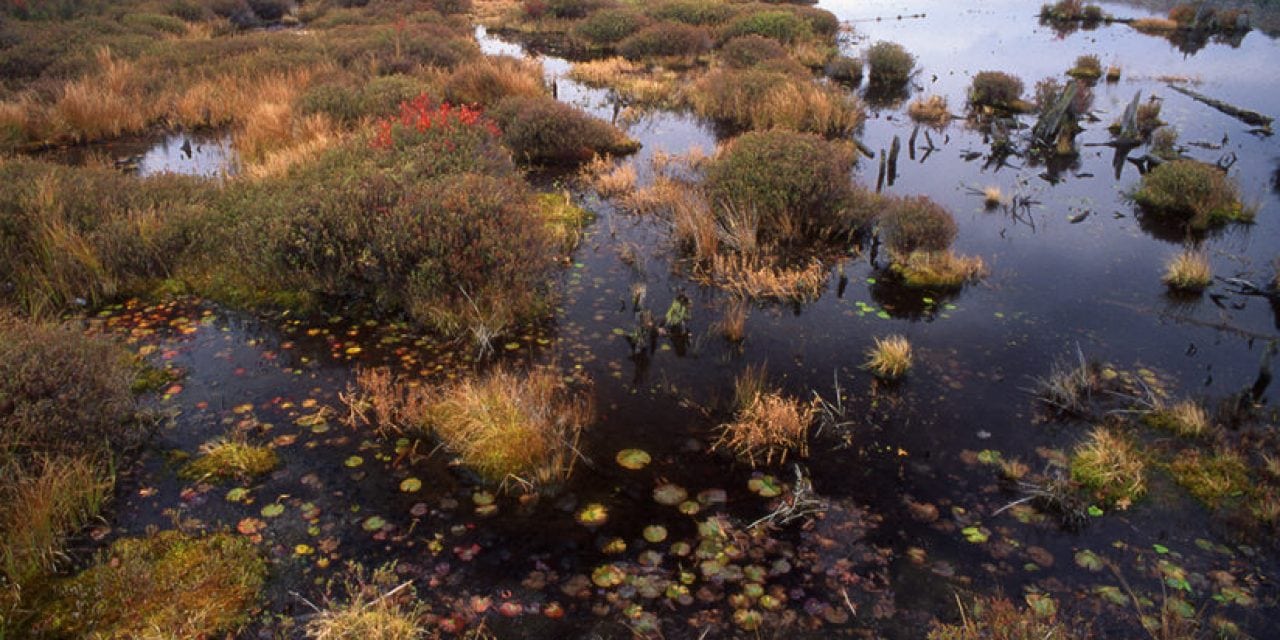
[370,94,500,150]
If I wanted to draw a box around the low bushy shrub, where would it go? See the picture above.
[704,130,870,244]
[543,0,611,19]
[824,55,862,84]
[1131,159,1249,229]
[489,94,639,164]
[646,0,735,26]
[719,34,788,68]
[969,71,1024,107]
[720,9,811,44]
[866,41,914,86]
[618,22,712,60]
[879,196,958,255]
[574,8,648,45]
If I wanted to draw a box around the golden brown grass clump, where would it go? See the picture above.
[1132,17,1179,32]
[1162,250,1212,292]
[580,155,638,198]
[569,57,680,107]
[928,595,1080,640]
[426,367,592,492]
[709,255,827,302]
[865,334,913,380]
[1071,426,1146,506]
[1145,399,1211,438]
[716,298,750,343]
[40,530,265,638]
[179,440,280,483]
[908,95,950,125]
[982,186,1005,208]
[442,54,546,107]
[891,251,987,289]
[306,564,424,640]
[1169,448,1249,507]
[715,366,815,466]
[688,68,864,137]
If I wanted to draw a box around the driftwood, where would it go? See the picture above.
[1032,81,1079,147]
[1167,83,1273,132]
[887,135,901,186]
[1115,90,1143,142]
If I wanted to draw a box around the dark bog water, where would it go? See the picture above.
[95,3,1280,638]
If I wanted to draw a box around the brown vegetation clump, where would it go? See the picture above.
[891,250,986,290]
[618,22,713,61]
[1162,250,1212,292]
[353,366,592,493]
[490,94,639,164]
[442,55,546,107]
[878,196,959,256]
[708,254,828,302]
[1067,54,1103,80]
[1132,159,1249,229]
[39,530,266,639]
[928,595,1081,640]
[306,564,425,640]
[715,366,815,466]
[865,41,914,86]
[865,335,913,380]
[580,155,638,198]
[908,95,950,125]
[688,67,865,137]
[1071,426,1147,506]
[1145,399,1211,438]
[719,34,788,69]
[969,71,1024,108]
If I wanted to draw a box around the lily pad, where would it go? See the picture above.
[653,483,688,506]
[576,503,609,526]
[472,490,495,506]
[399,477,422,493]
[1074,549,1105,572]
[643,525,668,543]
[362,515,387,532]
[677,500,701,515]
[616,449,652,470]
[961,525,989,544]
[225,487,249,503]
[260,503,285,518]
[591,564,626,588]
[747,475,781,498]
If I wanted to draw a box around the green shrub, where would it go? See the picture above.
[703,130,871,244]
[544,0,611,19]
[790,5,839,37]
[40,531,266,639]
[719,34,788,68]
[489,94,639,164]
[120,12,190,35]
[646,0,735,26]
[721,9,811,44]
[866,41,914,86]
[879,196,958,255]
[824,55,862,84]
[1132,159,1249,229]
[969,71,1024,107]
[618,22,712,60]
[574,8,648,45]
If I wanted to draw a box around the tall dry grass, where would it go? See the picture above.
[716,367,815,466]
[52,48,147,142]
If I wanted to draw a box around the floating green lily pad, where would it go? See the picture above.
[1074,549,1105,572]
[643,525,668,543]
[961,525,989,544]
[261,503,284,518]
[576,503,608,526]
[748,475,781,498]
[362,516,386,531]
[225,487,249,503]
[344,455,363,468]
[399,477,421,493]
[616,448,652,470]
[653,483,688,506]
[472,491,495,506]
[591,564,626,588]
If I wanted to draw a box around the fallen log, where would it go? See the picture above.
[1167,83,1273,132]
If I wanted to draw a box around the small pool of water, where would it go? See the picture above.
[40,130,238,179]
